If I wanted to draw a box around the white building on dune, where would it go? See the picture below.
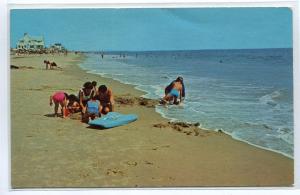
[16,33,45,51]
[49,43,66,52]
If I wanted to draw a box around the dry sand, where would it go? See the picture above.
[10,53,293,188]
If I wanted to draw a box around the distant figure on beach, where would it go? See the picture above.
[79,82,95,115]
[96,85,114,114]
[66,94,81,114]
[82,95,101,123]
[101,53,104,59]
[43,60,50,70]
[49,91,69,118]
[50,62,58,69]
[161,77,184,105]
[164,76,185,104]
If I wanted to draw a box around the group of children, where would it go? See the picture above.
[49,76,185,123]
[49,81,114,123]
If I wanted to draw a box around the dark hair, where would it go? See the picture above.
[91,95,97,100]
[92,81,97,87]
[83,81,93,89]
[176,76,183,82]
[68,94,78,102]
[64,93,69,99]
[98,85,107,93]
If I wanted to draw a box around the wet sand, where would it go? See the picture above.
[11,53,293,188]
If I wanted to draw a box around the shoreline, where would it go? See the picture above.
[11,53,294,187]
[78,54,293,160]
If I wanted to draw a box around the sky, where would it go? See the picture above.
[10,8,292,51]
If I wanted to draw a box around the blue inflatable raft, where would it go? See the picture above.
[88,112,138,129]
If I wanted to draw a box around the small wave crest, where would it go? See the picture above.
[277,127,293,145]
[259,90,284,106]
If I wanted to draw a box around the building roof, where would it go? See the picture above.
[18,33,44,42]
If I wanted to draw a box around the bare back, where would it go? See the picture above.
[172,81,183,92]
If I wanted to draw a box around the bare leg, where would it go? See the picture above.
[109,103,114,112]
[59,102,66,118]
[102,106,110,115]
[54,102,59,117]
[163,94,173,102]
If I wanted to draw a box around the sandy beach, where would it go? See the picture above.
[10,53,293,188]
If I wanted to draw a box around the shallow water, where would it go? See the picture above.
[79,48,293,158]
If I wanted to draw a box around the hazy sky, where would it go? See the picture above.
[10,8,292,51]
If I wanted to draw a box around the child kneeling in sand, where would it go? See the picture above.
[67,94,81,114]
[49,91,69,118]
[82,96,101,123]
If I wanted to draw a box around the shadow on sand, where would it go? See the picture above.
[86,125,108,130]
[44,113,58,117]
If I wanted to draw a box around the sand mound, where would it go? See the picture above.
[153,121,219,137]
[115,96,159,108]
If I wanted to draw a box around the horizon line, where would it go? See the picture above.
[77,47,292,53]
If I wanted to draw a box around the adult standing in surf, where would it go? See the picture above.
[162,77,184,105]
[164,76,185,104]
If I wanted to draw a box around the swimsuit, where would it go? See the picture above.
[87,100,100,115]
[52,92,65,103]
[169,89,179,98]
[165,81,185,98]
[79,89,93,101]
[79,89,94,106]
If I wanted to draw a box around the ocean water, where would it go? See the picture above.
[79,49,293,158]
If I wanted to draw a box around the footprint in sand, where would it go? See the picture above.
[106,168,125,176]
[126,161,138,166]
[79,171,90,178]
[144,160,154,165]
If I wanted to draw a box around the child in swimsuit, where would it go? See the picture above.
[82,96,101,123]
[96,85,114,114]
[79,81,95,113]
[67,94,81,114]
[49,91,69,118]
